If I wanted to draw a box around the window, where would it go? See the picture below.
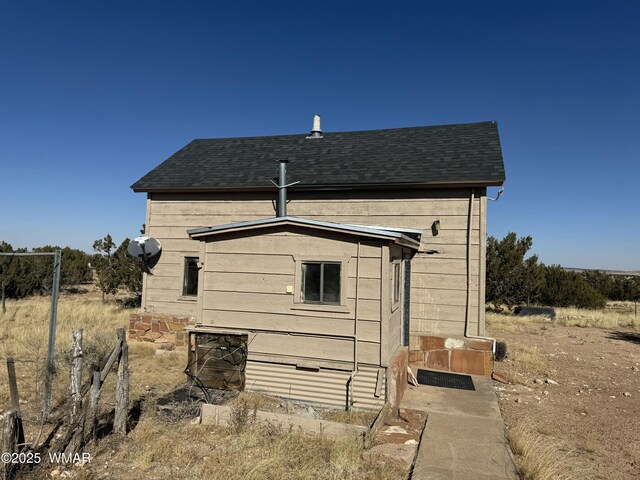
[392,261,401,305]
[301,262,341,304]
[182,257,199,296]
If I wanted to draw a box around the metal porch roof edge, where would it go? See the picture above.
[187,216,421,249]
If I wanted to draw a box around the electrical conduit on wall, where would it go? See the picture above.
[465,188,496,360]
[347,241,361,410]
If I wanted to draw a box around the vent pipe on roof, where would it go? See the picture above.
[271,161,299,217]
[307,114,323,139]
[277,160,288,217]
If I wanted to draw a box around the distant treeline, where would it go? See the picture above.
[3,232,637,311]
[487,233,640,309]
[0,235,142,303]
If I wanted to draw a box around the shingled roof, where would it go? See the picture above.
[131,121,505,192]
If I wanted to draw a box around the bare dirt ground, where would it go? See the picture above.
[489,318,640,480]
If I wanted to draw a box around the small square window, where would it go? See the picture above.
[301,262,341,304]
[183,257,199,296]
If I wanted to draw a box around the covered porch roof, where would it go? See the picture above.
[187,216,421,249]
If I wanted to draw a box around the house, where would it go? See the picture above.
[128,117,506,409]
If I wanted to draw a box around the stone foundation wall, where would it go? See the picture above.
[129,313,196,349]
[387,347,409,408]
[409,335,493,376]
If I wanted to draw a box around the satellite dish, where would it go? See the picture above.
[127,236,162,272]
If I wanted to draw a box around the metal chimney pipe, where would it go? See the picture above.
[278,160,289,217]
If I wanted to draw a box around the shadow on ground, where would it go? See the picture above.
[608,331,640,345]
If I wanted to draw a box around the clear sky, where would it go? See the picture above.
[1,1,638,270]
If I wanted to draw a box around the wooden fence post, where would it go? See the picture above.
[5,357,24,452]
[6,358,20,416]
[84,371,101,444]
[2,411,20,480]
[67,330,84,454]
[114,328,129,435]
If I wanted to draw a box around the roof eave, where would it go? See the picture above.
[132,178,505,194]
[395,237,421,249]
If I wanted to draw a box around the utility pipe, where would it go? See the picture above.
[464,189,497,358]
[278,160,288,217]
[347,241,361,410]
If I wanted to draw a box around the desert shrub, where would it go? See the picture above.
[583,271,640,302]
[495,341,508,361]
[486,233,544,308]
[156,400,202,424]
[509,418,578,480]
[228,397,256,432]
[541,266,606,309]
[486,233,623,310]
[0,242,93,300]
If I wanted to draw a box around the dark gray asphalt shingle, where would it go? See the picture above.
[131,121,505,192]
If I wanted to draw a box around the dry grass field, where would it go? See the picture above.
[7,295,638,479]
[488,302,640,480]
[0,296,403,480]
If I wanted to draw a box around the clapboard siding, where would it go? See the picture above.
[200,310,381,343]
[153,213,480,230]
[153,201,478,216]
[411,303,470,322]
[202,291,382,322]
[195,230,383,366]
[204,253,382,279]
[411,317,477,335]
[152,188,479,201]
[386,245,404,364]
[149,219,477,247]
[413,258,479,275]
[245,332,379,365]
[421,245,480,260]
[205,234,381,258]
[412,272,479,291]
[410,288,479,307]
[144,187,486,337]
[203,272,381,300]
[143,298,198,316]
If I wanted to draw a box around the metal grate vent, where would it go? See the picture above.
[416,369,475,391]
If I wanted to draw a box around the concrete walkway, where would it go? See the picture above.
[401,375,518,480]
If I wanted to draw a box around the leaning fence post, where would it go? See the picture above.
[67,329,84,454]
[84,371,101,444]
[114,328,129,435]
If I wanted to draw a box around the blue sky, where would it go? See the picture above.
[1,1,638,270]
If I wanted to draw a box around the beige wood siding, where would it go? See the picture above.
[384,245,403,364]
[143,187,486,337]
[200,228,383,368]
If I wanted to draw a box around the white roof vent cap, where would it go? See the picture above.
[307,114,323,139]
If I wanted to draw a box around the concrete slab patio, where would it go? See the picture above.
[402,374,518,480]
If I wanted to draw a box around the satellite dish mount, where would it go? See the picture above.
[127,236,162,273]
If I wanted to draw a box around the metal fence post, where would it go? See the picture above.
[44,249,62,416]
